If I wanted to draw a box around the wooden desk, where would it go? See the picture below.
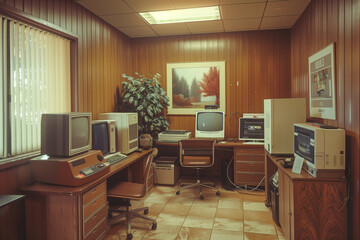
[265,152,347,240]
[155,141,265,187]
[22,150,153,240]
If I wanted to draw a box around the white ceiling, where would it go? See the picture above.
[75,0,311,38]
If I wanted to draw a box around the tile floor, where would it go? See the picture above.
[104,177,286,240]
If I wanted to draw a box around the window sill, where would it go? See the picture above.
[0,152,40,171]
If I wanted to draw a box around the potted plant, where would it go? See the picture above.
[117,73,170,147]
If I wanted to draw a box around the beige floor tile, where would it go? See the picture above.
[183,216,215,229]
[146,202,166,217]
[210,229,244,240]
[244,220,276,235]
[167,195,195,206]
[244,232,278,240]
[215,208,243,220]
[141,224,181,240]
[107,218,151,239]
[162,204,191,216]
[144,193,172,204]
[213,217,243,232]
[192,198,219,208]
[243,210,273,222]
[156,213,187,226]
[217,199,242,209]
[176,226,212,240]
[243,201,270,212]
[188,206,217,218]
[219,191,243,200]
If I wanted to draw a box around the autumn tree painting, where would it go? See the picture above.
[167,61,225,114]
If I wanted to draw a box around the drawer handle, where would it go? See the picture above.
[91,188,97,193]
[90,227,97,235]
[91,200,97,206]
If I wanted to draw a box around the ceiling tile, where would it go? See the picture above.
[186,20,224,34]
[223,18,261,31]
[101,13,147,28]
[220,3,266,20]
[151,23,191,36]
[172,0,219,9]
[118,26,158,38]
[220,0,266,4]
[123,0,175,12]
[76,0,133,15]
[260,15,299,29]
[264,0,311,17]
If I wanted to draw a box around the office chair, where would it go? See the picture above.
[176,139,220,200]
[107,148,158,240]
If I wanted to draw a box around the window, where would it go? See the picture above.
[0,16,71,159]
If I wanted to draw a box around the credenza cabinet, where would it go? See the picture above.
[266,152,347,240]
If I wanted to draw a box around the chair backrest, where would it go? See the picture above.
[145,148,158,193]
[179,139,215,168]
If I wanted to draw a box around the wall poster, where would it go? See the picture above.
[308,43,336,120]
[166,61,225,115]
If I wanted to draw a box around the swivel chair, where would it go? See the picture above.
[107,149,158,240]
[176,139,220,199]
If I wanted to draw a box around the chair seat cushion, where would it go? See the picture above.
[182,155,211,166]
[108,181,146,200]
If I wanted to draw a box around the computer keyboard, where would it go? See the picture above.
[105,153,127,165]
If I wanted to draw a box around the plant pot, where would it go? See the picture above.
[139,134,153,149]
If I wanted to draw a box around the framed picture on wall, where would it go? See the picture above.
[166,61,226,115]
[308,43,336,120]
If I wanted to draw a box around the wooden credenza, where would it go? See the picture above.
[265,152,347,240]
[234,144,265,186]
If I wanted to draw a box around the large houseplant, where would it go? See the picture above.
[117,73,170,139]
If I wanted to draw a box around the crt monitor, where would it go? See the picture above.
[195,111,225,139]
[239,117,264,142]
[41,112,92,157]
[92,121,110,156]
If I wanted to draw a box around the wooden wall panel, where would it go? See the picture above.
[130,30,291,139]
[291,0,360,238]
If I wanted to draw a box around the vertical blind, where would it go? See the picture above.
[0,16,71,159]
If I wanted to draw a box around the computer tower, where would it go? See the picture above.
[99,113,138,154]
[264,98,306,155]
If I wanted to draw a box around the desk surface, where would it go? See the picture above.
[21,149,153,195]
[155,140,265,148]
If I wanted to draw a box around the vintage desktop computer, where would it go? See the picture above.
[99,112,138,154]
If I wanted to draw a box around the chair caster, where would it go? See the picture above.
[126,233,133,240]
[180,183,184,187]
[152,222,157,230]
[176,191,180,195]
[212,183,216,187]
[200,195,204,200]
[144,209,149,215]
[216,191,220,196]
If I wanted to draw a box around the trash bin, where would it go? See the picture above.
[269,170,280,226]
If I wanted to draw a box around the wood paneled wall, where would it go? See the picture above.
[131,30,291,138]
[291,0,359,238]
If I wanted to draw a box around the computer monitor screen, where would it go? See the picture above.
[195,111,225,139]
[239,117,264,141]
[41,112,92,157]
[92,121,110,155]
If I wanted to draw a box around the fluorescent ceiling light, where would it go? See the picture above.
[140,6,220,25]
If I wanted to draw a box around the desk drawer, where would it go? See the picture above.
[83,194,106,221]
[235,162,264,173]
[83,181,106,205]
[235,153,264,162]
[84,219,106,240]
[235,172,264,186]
[84,206,107,237]
[235,147,264,154]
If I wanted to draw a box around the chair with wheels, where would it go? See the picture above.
[107,148,158,240]
[176,139,220,199]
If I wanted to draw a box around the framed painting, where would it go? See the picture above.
[308,43,336,120]
[166,61,226,115]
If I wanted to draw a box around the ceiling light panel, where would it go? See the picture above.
[140,6,220,24]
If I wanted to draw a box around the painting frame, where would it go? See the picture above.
[166,61,226,115]
[308,43,336,120]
